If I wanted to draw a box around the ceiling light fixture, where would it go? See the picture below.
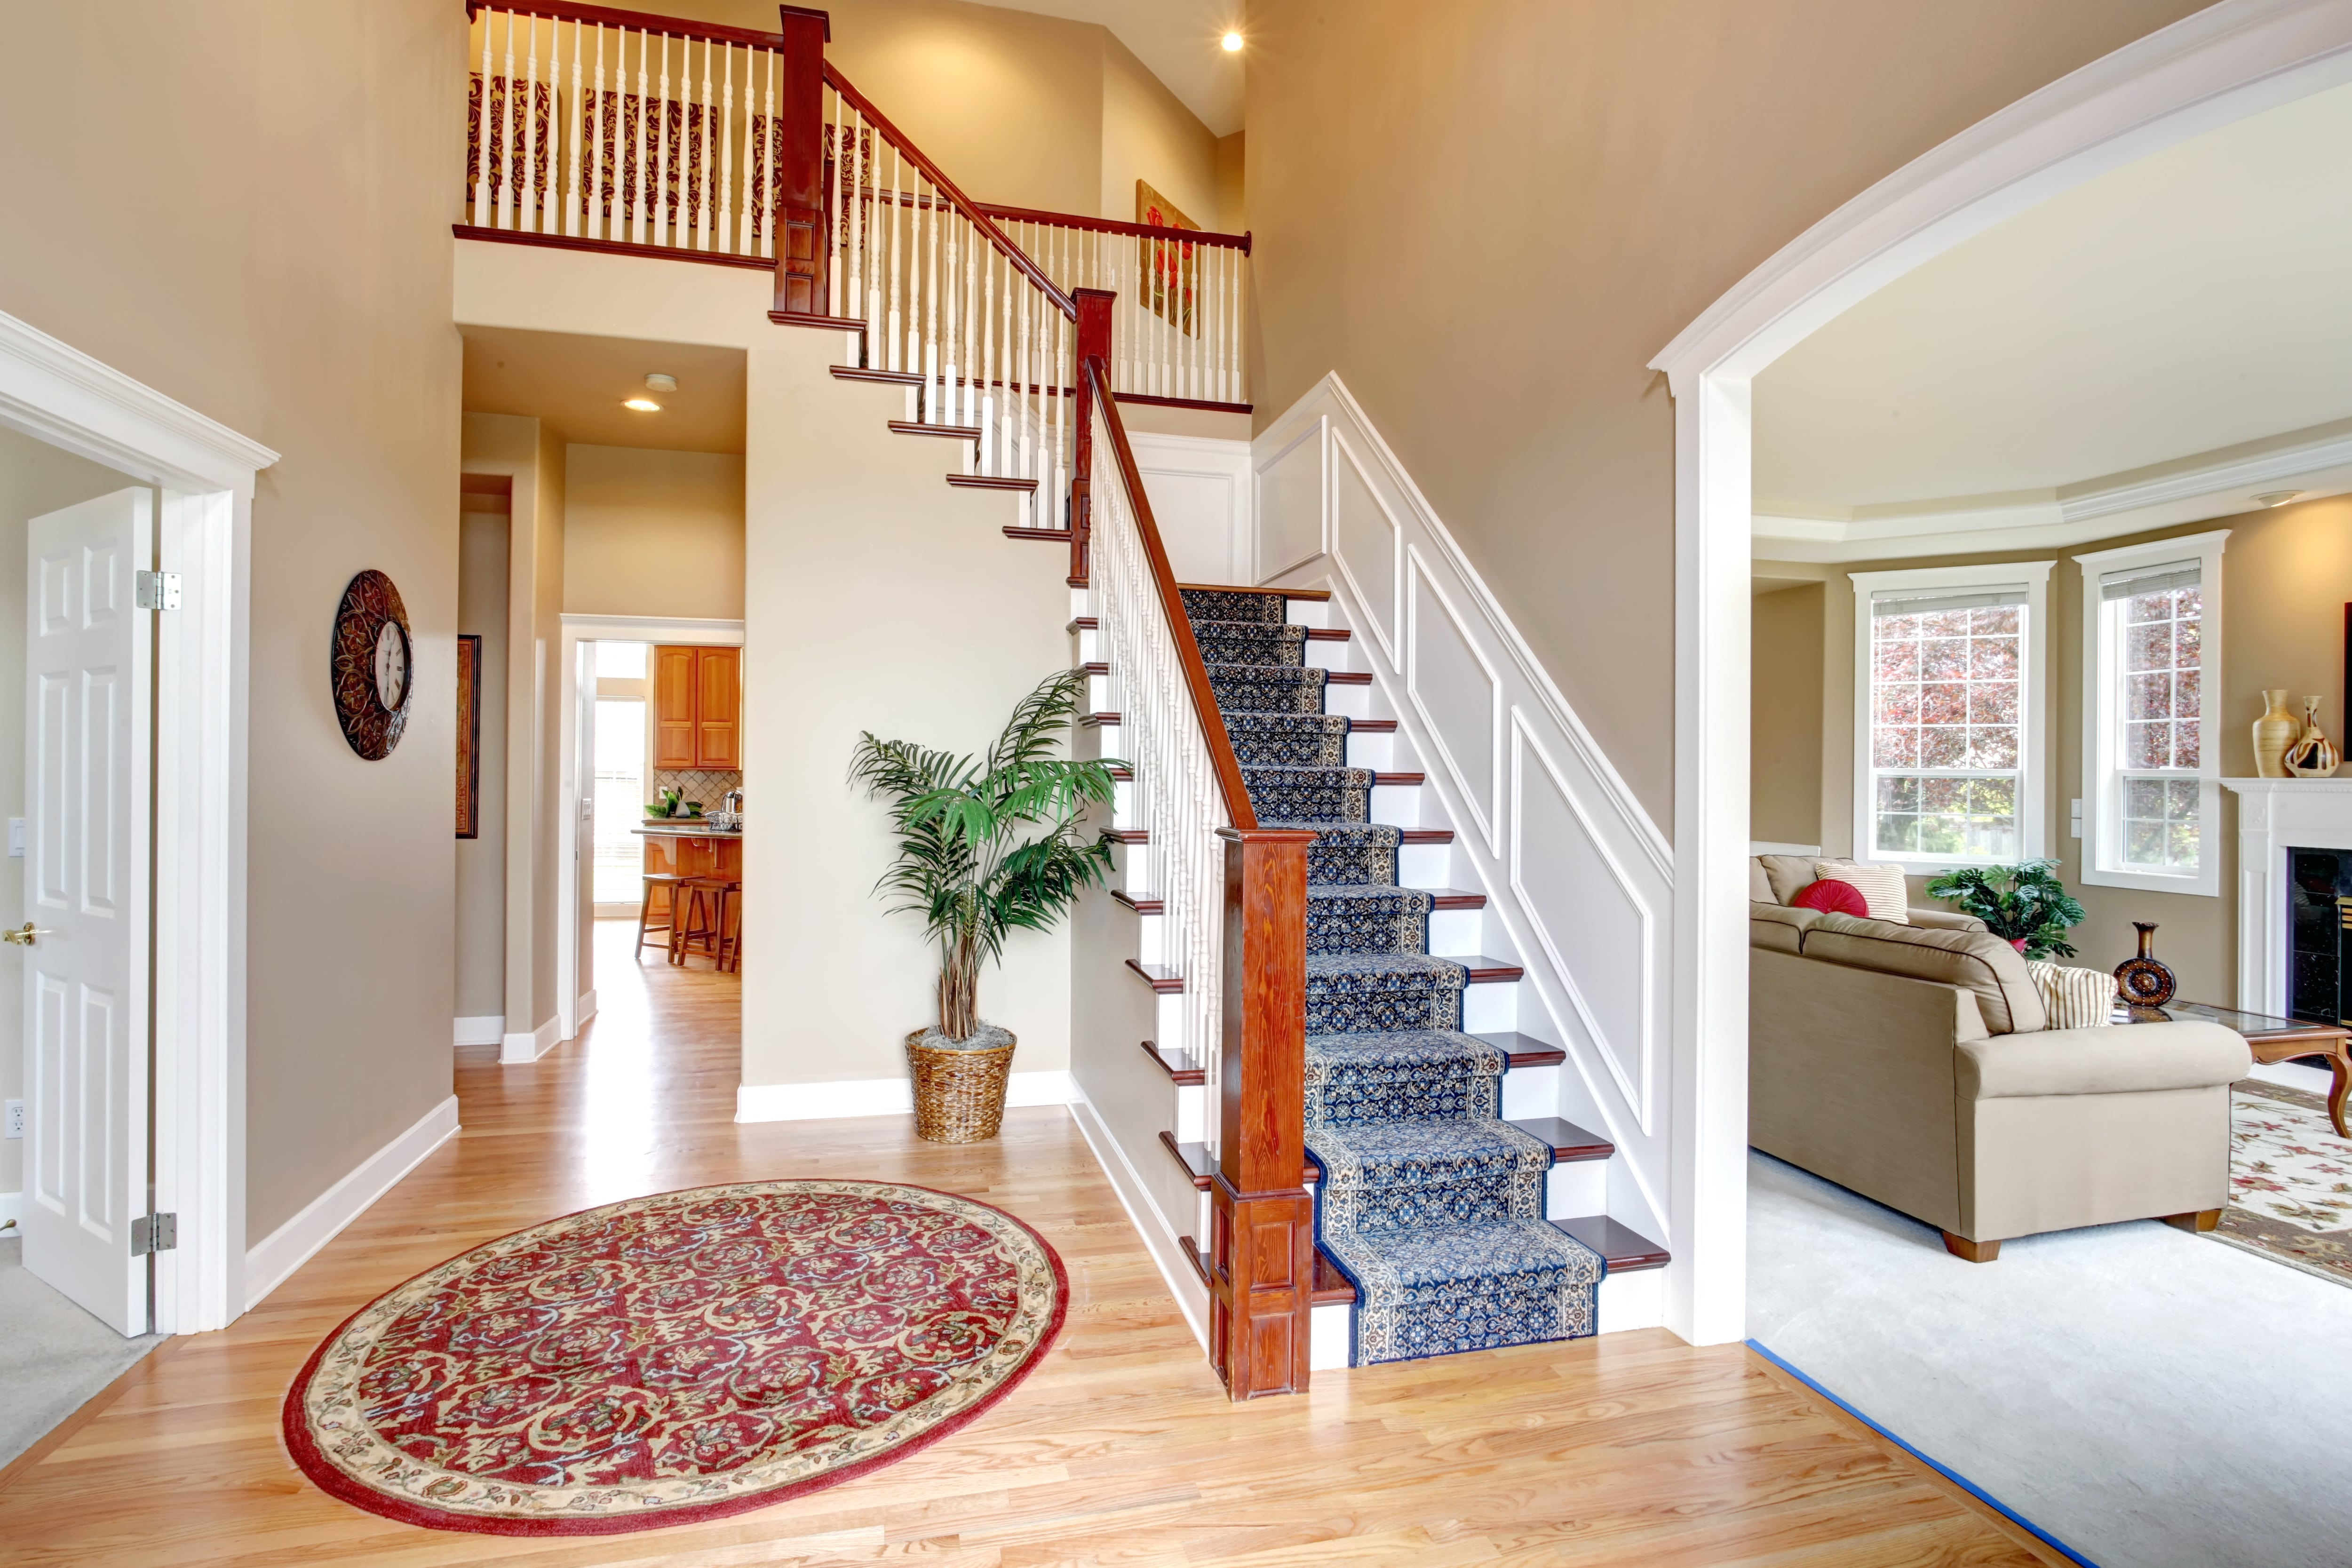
[645,373,678,393]
[2255,489,2305,508]
[624,397,662,413]
[1221,30,1243,51]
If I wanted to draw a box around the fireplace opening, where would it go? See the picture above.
[2288,847,2352,1027]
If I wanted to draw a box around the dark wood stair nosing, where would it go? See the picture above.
[831,364,923,385]
[887,419,982,439]
[1399,828,1454,844]
[950,474,1038,492]
[1176,581,1333,602]
[1160,1131,1214,1190]
[1349,718,1398,733]
[1303,627,1353,642]
[1125,958,1183,994]
[1068,616,1100,632]
[1312,1247,1356,1305]
[1178,1234,1212,1286]
[1473,1030,1567,1067]
[1323,670,1373,685]
[1081,661,1109,676]
[1081,711,1121,728]
[1104,827,1148,844]
[1509,1116,1614,1163]
[1140,1039,1202,1085]
[1460,957,1526,984]
[1553,1214,1671,1272]
[1426,889,1488,910]
[1111,888,1163,916]
[770,310,868,333]
[1372,772,1426,787]
[1003,525,1073,541]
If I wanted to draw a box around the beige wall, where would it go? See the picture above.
[0,0,465,1240]
[1751,583,1826,847]
[636,0,1225,221]
[564,446,747,621]
[0,432,146,1202]
[1761,493,2352,1005]
[456,502,511,1023]
[1245,0,2212,829]
[743,328,1073,1089]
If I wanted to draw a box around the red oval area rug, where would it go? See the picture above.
[283,1179,1065,1536]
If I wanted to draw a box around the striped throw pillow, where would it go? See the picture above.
[2026,961,2116,1030]
[1812,860,1909,924]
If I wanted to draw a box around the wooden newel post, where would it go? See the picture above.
[1069,291,1114,587]
[1209,824,1318,1398]
[772,6,832,318]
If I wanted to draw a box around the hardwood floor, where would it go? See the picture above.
[0,922,2062,1565]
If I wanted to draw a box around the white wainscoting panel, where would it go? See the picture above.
[1131,433,1252,586]
[1253,374,1674,1247]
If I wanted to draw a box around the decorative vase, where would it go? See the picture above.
[905,1024,1016,1143]
[2113,922,2177,1009]
[2254,690,2300,779]
[2287,696,2342,778]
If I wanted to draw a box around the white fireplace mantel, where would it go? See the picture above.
[2222,778,2352,1015]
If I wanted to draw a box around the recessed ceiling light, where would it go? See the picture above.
[2256,490,2304,508]
[624,398,662,413]
[645,373,677,393]
[1221,30,1243,51]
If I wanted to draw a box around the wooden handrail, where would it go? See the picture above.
[464,0,796,52]
[977,201,1252,255]
[824,64,1078,320]
[1085,356,1254,830]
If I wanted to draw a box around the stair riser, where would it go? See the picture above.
[1426,907,1484,956]
[1546,1159,1607,1218]
[1321,682,1374,720]
[1173,1081,1206,1143]
[1087,671,1112,712]
[1497,1061,1560,1121]
[1345,730,1396,771]
[1397,842,1452,886]
[1306,1253,1667,1371]
[1461,978,1519,1034]
[1368,781,1422,828]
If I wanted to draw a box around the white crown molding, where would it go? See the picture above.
[0,309,278,490]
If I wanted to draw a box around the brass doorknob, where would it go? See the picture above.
[2,923,48,947]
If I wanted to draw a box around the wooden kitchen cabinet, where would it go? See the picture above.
[653,645,740,771]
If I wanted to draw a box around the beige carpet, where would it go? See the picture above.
[0,1235,163,1469]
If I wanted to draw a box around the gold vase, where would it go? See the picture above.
[2254,689,2300,779]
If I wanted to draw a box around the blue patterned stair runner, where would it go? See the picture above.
[1179,588,1604,1366]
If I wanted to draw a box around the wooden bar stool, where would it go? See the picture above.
[672,877,739,968]
[636,872,689,963]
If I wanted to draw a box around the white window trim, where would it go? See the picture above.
[2073,529,2228,897]
[1848,560,2053,875]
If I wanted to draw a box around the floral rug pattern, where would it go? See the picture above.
[2219,1080,2352,1286]
[284,1180,1064,1535]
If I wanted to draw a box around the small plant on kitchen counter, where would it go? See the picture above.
[1924,859,2087,959]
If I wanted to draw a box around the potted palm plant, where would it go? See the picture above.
[1924,859,2087,960]
[850,669,1120,1142]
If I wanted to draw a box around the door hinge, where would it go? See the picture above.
[135,570,182,611]
[131,1212,178,1255]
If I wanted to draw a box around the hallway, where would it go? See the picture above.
[0,921,2056,1565]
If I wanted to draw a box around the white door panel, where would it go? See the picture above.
[22,487,151,1337]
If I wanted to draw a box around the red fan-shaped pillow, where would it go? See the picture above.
[1790,877,1869,918]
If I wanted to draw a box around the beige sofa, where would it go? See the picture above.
[1748,859,2251,1260]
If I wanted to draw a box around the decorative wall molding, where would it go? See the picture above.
[244,1095,459,1312]
[734,1069,1075,1122]
[1128,432,1254,585]
[0,310,278,493]
[1065,1091,1209,1349]
[1252,372,1672,1245]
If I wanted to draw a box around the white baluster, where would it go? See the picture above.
[979,254,996,475]
[943,215,960,431]
[630,31,648,243]
[522,14,542,232]
[924,183,940,422]
[656,33,674,247]
[825,90,842,312]
[1053,307,1066,529]
[697,38,715,250]
[717,46,734,255]
[562,22,580,237]
[473,10,493,227]
[887,146,903,374]
[497,11,516,228]
[855,115,874,354]
[759,49,776,259]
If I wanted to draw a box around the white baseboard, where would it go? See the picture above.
[0,1189,20,1234]
[577,988,597,1028]
[501,1015,562,1065]
[734,1069,1076,1123]
[453,1014,503,1047]
[1065,1088,1209,1350]
[244,1094,459,1311]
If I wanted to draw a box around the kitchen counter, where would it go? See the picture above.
[635,823,744,838]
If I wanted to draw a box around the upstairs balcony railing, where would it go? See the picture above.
[460,2,1249,412]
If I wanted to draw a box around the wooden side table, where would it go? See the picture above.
[2120,1000,2352,1138]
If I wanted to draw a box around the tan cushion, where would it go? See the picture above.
[1956,1020,2251,1099]
[1813,859,1909,923]
[1800,912,2047,1035]
[1749,858,1773,902]
[2026,961,2116,1029]
[1909,907,1990,934]
[1750,901,1823,955]
[1756,854,1816,904]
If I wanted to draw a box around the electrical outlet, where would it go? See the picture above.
[4,1099,22,1139]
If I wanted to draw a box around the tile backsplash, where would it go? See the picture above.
[650,769,742,813]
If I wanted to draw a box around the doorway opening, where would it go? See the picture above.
[592,641,652,916]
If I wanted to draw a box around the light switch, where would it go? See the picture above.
[2069,799,2083,840]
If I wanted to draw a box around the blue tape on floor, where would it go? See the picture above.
[1745,1338,2101,1568]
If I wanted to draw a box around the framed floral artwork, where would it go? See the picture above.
[1136,179,1200,337]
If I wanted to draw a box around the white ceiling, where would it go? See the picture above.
[1753,81,2352,562]
[462,327,747,453]
[965,0,1244,136]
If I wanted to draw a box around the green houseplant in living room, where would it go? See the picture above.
[1924,859,2087,960]
[850,669,1120,1143]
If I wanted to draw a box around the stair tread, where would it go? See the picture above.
[1428,889,1488,910]
[1300,953,1519,984]
[1179,1235,1211,1285]
[1474,1030,1567,1067]
[1177,581,1333,601]
[1552,1214,1669,1271]
[951,474,1038,492]
[1304,627,1352,642]
[1510,1116,1614,1162]
[1324,670,1373,685]
[831,364,923,385]
[1104,827,1148,843]
[1111,889,1162,915]
[1312,1246,1356,1304]
[1163,1132,1313,1190]
[1003,525,1073,541]
[888,419,982,438]
[1126,958,1183,993]
[1351,719,1399,733]
[1140,1039,1201,1085]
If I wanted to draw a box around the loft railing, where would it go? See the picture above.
[1086,357,1313,1397]
[983,207,1249,410]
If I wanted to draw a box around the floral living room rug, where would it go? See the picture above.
[2218,1080,2352,1287]
[283,1180,1065,1535]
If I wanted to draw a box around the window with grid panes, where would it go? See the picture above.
[2103,561,2202,871]
[1867,585,2029,863]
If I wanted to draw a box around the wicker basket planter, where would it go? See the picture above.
[905,1024,1017,1143]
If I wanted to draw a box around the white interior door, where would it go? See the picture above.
[22,488,152,1336]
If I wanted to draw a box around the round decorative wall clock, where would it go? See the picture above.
[331,569,413,760]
